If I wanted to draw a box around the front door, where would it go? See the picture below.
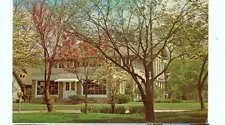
[63,82,76,99]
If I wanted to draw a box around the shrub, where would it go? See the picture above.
[80,105,111,113]
[129,106,144,114]
[116,94,131,104]
[68,95,85,104]
[99,106,112,113]
[69,95,85,100]
[171,99,182,103]
[154,99,183,103]
[115,106,127,114]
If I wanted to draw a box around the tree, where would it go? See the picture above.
[64,0,203,121]
[57,40,107,113]
[31,0,69,112]
[167,1,208,110]
[94,63,128,113]
[166,59,207,100]
[13,3,41,93]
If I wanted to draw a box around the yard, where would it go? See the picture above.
[12,102,208,123]
[13,111,207,123]
[13,102,208,111]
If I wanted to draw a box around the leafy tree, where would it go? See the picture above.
[166,1,208,110]
[94,63,128,113]
[167,59,207,100]
[64,0,204,121]
[13,3,41,94]
[13,8,40,71]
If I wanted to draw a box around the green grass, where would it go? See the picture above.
[13,111,207,123]
[13,102,208,111]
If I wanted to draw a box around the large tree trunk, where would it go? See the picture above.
[143,80,155,122]
[143,99,154,122]
[44,83,54,112]
[84,92,88,113]
[197,56,208,111]
[197,88,205,110]
[144,91,155,121]
[44,50,54,112]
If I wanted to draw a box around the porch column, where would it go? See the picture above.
[31,80,36,102]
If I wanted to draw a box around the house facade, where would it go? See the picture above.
[17,49,168,103]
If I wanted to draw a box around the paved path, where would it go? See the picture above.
[13,109,189,113]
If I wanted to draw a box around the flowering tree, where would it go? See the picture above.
[31,0,69,112]
[13,3,41,94]
[57,40,107,113]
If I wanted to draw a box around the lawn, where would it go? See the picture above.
[13,102,208,111]
[13,111,207,123]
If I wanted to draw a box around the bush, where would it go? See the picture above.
[69,95,85,100]
[171,99,182,103]
[99,106,112,113]
[69,95,85,104]
[154,99,183,103]
[80,105,111,113]
[115,106,127,114]
[129,106,144,114]
[116,94,131,104]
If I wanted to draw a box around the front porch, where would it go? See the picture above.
[31,78,108,103]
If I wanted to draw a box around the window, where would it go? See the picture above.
[54,62,58,68]
[74,62,80,67]
[37,81,58,95]
[59,63,64,68]
[83,80,107,95]
[82,62,88,67]
[49,81,58,95]
[71,82,75,90]
[66,82,70,91]
[19,74,26,78]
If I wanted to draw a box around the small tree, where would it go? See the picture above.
[57,40,107,113]
[94,63,128,113]
[31,0,69,112]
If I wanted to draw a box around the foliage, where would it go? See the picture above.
[154,99,182,103]
[154,85,164,99]
[64,0,208,121]
[116,94,131,104]
[166,59,207,100]
[22,88,32,102]
[68,95,85,100]
[94,63,129,112]
[13,11,41,72]
[31,0,71,112]
[129,106,144,114]
[68,95,85,104]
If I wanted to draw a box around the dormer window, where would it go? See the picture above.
[19,74,26,79]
